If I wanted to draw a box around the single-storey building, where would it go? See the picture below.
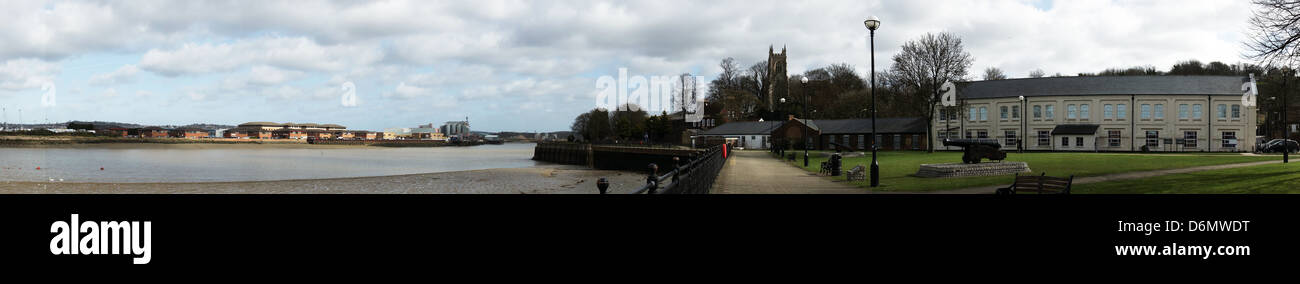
[694,120,785,149]
[169,127,208,139]
[771,115,929,151]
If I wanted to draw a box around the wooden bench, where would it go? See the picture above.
[846,165,866,181]
[996,173,1073,194]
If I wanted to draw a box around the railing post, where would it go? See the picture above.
[645,163,659,194]
[671,157,681,184]
[596,177,609,194]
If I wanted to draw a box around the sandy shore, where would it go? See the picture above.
[0,164,648,194]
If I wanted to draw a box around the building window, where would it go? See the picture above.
[1108,130,1121,147]
[1155,104,1164,119]
[1231,105,1241,119]
[1005,130,1017,147]
[1222,131,1237,148]
[893,135,902,149]
[1179,104,1189,119]
[912,135,920,150]
[1012,105,1020,119]
[1037,131,1050,146]
[1141,104,1151,119]
[979,107,988,121]
[1217,104,1227,119]
[1075,137,1084,147]
[1067,104,1077,119]
[977,131,988,138]
[875,134,882,147]
[1061,136,1069,147]
[1104,104,1113,119]
[1033,105,1042,118]
[964,131,972,139]
[1146,131,1159,147]
[859,135,865,148]
[1080,104,1090,119]
[969,107,977,121]
[1000,106,1008,119]
[1118,104,1127,119]
[1192,104,1202,119]
[1045,105,1055,119]
[1184,131,1198,148]
[843,135,850,147]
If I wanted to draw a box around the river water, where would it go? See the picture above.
[0,143,540,182]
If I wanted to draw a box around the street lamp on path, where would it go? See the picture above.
[865,15,881,187]
[801,77,812,167]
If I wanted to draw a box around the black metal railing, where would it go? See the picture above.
[598,145,729,194]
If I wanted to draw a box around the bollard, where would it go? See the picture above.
[671,157,681,183]
[645,163,659,194]
[596,178,609,194]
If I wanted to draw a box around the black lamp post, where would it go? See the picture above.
[1286,70,1292,163]
[1019,95,1026,153]
[865,15,881,187]
[801,77,812,167]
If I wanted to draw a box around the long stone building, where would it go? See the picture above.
[933,76,1257,152]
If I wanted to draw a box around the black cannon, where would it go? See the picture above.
[942,139,1007,164]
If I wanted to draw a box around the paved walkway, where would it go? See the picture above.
[926,160,1283,194]
[712,150,865,194]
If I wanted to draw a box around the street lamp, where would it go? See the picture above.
[865,15,881,187]
[1019,95,1026,153]
[801,76,812,167]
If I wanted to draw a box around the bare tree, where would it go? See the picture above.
[982,67,1008,80]
[746,61,770,106]
[673,73,699,116]
[1246,0,1300,66]
[1028,69,1046,78]
[890,32,974,153]
[707,58,741,103]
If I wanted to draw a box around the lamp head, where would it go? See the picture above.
[864,16,880,31]
[801,77,809,84]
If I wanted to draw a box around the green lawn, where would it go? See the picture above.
[1071,162,1300,194]
[779,151,1279,192]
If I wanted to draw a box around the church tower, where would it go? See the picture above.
[767,45,788,113]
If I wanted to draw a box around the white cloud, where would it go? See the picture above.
[139,36,384,76]
[88,65,140,85]
[0,58,60,91]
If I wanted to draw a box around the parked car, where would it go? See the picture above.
[1259,139,1299,153]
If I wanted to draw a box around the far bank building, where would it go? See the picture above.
[933,76,1257,152]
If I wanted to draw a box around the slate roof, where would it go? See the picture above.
[699,121,785,136]
[1051,124,1101,135]
[958,76,1246,99]
[809,117,928,134]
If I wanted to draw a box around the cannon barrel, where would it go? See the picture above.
[942,138,1002,148]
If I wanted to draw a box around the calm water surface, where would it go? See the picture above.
[0,143,539,182]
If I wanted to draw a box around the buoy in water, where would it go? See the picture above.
[36,167,41,170]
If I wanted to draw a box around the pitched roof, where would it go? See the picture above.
[1051,124,1100,135]
[958,76,1246,100]
[810,117,927,134]
[699,121,784,135]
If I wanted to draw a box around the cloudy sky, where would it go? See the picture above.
[0,0,1255,132]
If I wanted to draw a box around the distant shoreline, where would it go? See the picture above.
[0,135,534,149]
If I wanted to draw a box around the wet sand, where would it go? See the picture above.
[0,165,648,194]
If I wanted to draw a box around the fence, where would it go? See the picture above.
[598,145,728,194]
